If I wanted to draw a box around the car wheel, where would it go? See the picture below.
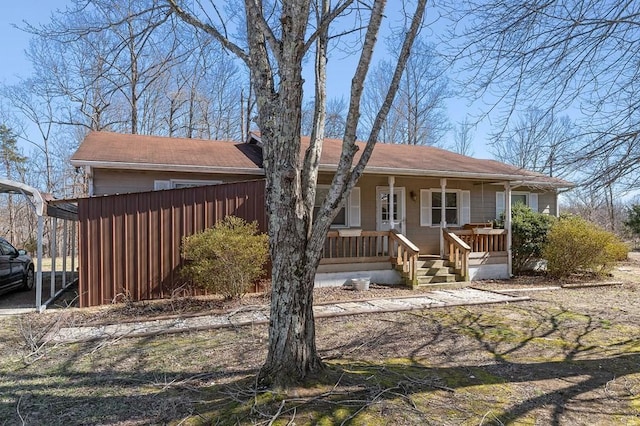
[21,267,34,291]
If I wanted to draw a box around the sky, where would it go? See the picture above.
[1,1,70,85]
[0,1,494,159]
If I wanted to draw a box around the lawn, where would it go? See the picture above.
[1,262,639,424]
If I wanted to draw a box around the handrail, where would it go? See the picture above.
[443,228,471,281]
[453,228,507,252]
[389,229,420,286]
[321,229,420,287]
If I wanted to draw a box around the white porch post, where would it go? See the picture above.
[388,176,395,230]
[505,182,513,277]
[439,178,447,257]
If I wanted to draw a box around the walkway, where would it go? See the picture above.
[45,288,529,344]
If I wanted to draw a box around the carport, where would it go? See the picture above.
[0,178,78,312]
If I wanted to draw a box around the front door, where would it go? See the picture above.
[376,187,406,234]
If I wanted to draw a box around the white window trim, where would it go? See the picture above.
[170,179,223,189]
[496,190,539,218]
[315,185,360,228]
[154,179,222,190]
[421,189,468,228]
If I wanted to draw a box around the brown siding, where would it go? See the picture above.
[78,180,267,307]
[92,168,263,195]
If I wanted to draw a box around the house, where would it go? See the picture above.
[71,131,571,289]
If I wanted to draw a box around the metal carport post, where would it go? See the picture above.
[0,178,46,310]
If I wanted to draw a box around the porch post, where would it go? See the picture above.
[440,178,447,257]
[505,182,513,277]
[388,176,395,231]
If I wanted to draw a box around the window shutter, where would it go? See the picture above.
[420,189,431,226]
[348,187,361,227]
[461,190,471,225]
[529,192,538,212]
[154,180,171,190]
[496,191,505,219]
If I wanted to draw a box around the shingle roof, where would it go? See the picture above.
[71,131,263,173]
[71,131,572,187]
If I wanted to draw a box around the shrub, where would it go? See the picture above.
[496,203,555,274]
[181,216,269,299]
[543,215,629,278]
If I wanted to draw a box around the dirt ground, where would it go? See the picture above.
[0,256,639,425]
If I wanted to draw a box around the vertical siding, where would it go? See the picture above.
[78,180,267,307]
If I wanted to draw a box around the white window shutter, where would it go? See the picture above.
[348,187,361,227]
[529,192,538,212]
[420,189,431,226]
[461,190,471,225]
[496,191,505,219]
[154,180,171,190]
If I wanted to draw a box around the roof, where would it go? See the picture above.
[71,131,572,187]
[71,132,264,175]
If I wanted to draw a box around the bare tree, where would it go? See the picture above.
[168,0,427,388]
[301,97,347,139]
[450,116,474,156]
[489,109,576,178]
[362,37,450,145]
[451,0,640,188]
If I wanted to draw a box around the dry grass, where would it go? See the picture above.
[0,258,639,424]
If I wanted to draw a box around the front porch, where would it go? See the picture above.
[316,227,509,289]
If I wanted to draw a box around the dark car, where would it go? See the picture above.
[0,238,34,295]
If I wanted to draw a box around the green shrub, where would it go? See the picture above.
[543,216,629,278]
[181,216,269,299]
[497,203,555,274]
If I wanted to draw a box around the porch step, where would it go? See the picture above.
[416,259,448,269]
[417,273,460,284]
[396,256,469,288]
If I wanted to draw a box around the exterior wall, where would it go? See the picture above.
[318,173,559,255]
[92,168,262,196]
[77,180,268,307]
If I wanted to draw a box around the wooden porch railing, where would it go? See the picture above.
[453,228,507,252]
[443,228,471,281]
[389,229,420,286]
[322,230,391,264]
[322,229,420,285]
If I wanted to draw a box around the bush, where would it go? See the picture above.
[181,216,269,299]
[496,203,555,274]
[543,215,629,278]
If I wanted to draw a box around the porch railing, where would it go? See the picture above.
[322,230,391,264]
[443,228,471,281]
[321,229,420,285]
[453,228,507,253]
[389,229,420,286]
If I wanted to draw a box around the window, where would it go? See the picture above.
[314,186,360,228]
[379,192,399,222]
[154,179,222,190]
[432,192,458,225]
[421,189,470,227]
[511,193,528,206]
[495,191,539,218]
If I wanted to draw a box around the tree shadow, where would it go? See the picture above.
[1,302,639,424]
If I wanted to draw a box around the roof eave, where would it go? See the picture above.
[70,160,266,176]
[318,165,572,188]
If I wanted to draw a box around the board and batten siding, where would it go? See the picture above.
[77,179,268,307]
